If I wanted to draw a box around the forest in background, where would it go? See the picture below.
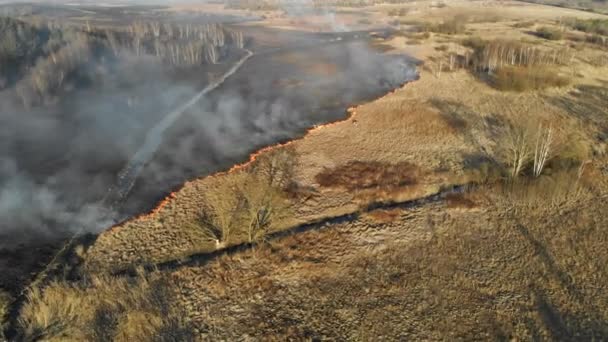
[0,17,246,108]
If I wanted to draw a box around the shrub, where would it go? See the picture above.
[388,8,410,16]
[463,38,574,72]
[199,149,295,246]
[461,36,486,50]
[1,290,10,341]
[18,282,92,341]
[240,174,291,244]
[536,26,563,40]
[513,21,535,28]
[463,161,505,184]
[17,272,196,341]
[445,193,477,209]
[569,18,608,36]
[315,161,419,191]
[427,15,468,35]
[198,172,249,246]
[586,34,608,47]
[493,168,591,206]
[492,66,570,92]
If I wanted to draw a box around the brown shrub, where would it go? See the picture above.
[492,66,570,91]
[425,15,468,35]
[364,208,403,223]
[463,38,575,72]
[513,20,535,29]
[18,282,92,341]
[250,146,298,190]
[535,26,563,40]
[198,150,295,246]
[315,161,420,191]
[586,34,608,48]
[445,193,477,209]
[0,290,10,341]
[17,272,195,341]
[490,168,593,207]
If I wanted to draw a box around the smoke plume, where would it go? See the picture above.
[0,1,416,249]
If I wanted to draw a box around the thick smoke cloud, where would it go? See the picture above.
[0,1,416,249]
[0,52,199,247]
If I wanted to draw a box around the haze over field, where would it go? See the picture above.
[0,0,413,248]
[1,0,607,340]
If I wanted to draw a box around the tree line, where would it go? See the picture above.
[0,17,248,108]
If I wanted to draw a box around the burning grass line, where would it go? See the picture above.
[103,49,254,210]
[5,50,257,341]
[106,77,418,230]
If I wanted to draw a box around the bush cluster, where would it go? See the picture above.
[492,66,570,91]
[569,18,608,36]
[424,16,468,35]
[535,26,563,40]
[197,148,296,246]
[16,272,196,341]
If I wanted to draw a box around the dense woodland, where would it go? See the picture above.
[0,17,246,108]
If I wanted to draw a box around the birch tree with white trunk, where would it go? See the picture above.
[502,121,533,178]
[533,124,554,177]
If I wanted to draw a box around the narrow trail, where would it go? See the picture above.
[103,49,254,209]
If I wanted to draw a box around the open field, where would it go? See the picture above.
[2,0,608,340]
[86,15,608,270]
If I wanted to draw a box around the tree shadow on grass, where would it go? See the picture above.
[547,85,608,143]
[516,223,608,340]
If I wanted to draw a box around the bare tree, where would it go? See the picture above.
[198,173,247,248]
[502,121,533,178]
[533,124,554,177]
[198,150,295,247]
[251,146,298,189]
[241,174,291,244]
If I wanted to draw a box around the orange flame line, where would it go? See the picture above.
[107,82,410,231]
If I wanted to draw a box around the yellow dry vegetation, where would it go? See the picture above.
[19,1,606,340]
[16,271,195,341]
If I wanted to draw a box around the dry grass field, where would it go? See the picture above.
[4,0,608,340]
[167,189,608,340]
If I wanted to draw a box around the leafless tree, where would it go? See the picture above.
[533,124,554,177]
[198,150,295,247]
[198,173,247,248]
[501,121,533,178]
[241,174,291,244]
[251,146,299,189]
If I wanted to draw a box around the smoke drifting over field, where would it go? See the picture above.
[0,1,416,249]
[0,54,199,244]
